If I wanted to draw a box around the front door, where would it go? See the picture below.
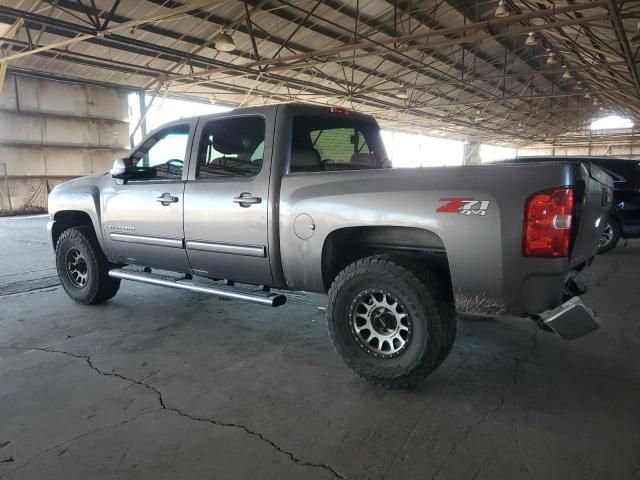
[102,122,194,272]
[183,114,273,285]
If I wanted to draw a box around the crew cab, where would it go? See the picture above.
[47,103,612,388]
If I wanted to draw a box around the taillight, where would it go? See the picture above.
[324,107,349,115]
[523,187,574,258]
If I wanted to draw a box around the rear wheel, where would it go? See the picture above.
[327,255,456,388]
[55,227,120,304]
[598,219,620,254]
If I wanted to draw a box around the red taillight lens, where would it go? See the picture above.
[324,107,349,115]
[523,187,574,258]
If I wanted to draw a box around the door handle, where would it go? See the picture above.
[233,192,262,207]
[156,193,179,206]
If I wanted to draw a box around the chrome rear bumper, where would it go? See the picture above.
[538,297,600,340]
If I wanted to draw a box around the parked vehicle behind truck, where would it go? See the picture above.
[47,103,612,388]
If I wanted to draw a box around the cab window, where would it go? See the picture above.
[197,116,265,178]
[311,128,371,164]
[129,124,189,179]
[290,116,388,173]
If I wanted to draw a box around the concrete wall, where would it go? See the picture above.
[0,73,129,214]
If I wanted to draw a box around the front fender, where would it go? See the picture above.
[47,176,107,252]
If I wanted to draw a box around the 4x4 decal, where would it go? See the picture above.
[437,198,491,216]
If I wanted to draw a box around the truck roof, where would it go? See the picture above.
[159,102,377,128]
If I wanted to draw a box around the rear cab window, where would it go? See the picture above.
[290,116,389,173]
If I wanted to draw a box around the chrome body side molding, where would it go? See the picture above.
[186,240,266,257]
[109,233,183,249]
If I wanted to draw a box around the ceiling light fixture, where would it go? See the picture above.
[525,32,538,47]
[495,0,512,18]
[213,29,235,52]
[396,87,409,99]
[631,22,640,46]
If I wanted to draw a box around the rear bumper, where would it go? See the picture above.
[507,256,594,317]
[538,296,600,340]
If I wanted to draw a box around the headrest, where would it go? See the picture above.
[235,151,252,162]
[291,149,322,171]
[208,128,262,155]
[350,153,376,166]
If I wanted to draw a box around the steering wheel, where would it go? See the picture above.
[159,159,184,174]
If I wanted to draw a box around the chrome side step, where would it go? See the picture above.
[108,269,287,307]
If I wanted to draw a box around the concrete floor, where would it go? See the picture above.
[1,215,639,480]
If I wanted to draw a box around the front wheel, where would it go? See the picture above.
[327,255,455,388]
[55,227,120,304]
[598,219,620,254]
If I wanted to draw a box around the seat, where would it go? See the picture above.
[291,149,323,172]
[350,153,377,167]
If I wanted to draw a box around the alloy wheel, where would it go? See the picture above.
[65,247,88,288]
[600,223,614,248]
[349,290,412,358]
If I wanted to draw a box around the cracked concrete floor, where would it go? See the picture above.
[1,216,639,480]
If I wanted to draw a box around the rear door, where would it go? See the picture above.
[102,122,194,271]
[570,162,614,265]
[183,113,274,285]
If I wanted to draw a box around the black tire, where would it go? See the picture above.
[55,227,120,304]
[411,265,457,368]
[327,255,456,388]
[597,218,620,254]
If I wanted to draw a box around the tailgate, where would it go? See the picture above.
[570,162,614,265]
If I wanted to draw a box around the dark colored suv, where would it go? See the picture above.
[513,157,640,253]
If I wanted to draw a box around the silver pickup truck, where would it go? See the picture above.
[48,103,612,388]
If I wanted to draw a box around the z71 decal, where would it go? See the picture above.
[437,198,491,216]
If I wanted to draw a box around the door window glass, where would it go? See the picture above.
[197,117,265,178]
[130,124,190,179]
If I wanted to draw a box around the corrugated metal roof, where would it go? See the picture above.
[0,0,638,146]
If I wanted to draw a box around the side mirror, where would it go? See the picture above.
[110,158,128,178]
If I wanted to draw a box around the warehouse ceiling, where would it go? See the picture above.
[0,0,639,146]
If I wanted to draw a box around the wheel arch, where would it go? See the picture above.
[51,210,100,249]
[321,226,452,294]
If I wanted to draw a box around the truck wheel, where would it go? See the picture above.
[55,227,120,305]
[597,219,620,254]
[327,255,455,388]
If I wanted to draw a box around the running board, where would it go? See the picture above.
[108,269,287,307]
